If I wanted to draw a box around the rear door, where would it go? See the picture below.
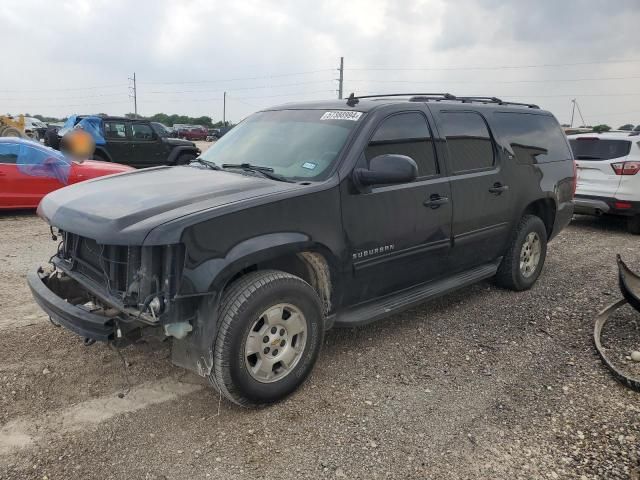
[129,122,164,166]
[570,136,630,197]
[430,108,512,270]
[103,120,132,165]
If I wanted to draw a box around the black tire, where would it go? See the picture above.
[209,270,324,407]
[2,126,23,138]
[494,215,548,291]
[175,153,196,165]
[93,152,108,162]
[628,215,640,235]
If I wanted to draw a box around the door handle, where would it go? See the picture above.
[424,194,449,209]
[488,183,509,195]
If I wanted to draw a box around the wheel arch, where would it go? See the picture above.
[93,147,112,162]
[521,197,556,238]
[203,236,339,316]
[167,146,199,165]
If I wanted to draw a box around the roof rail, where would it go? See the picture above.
[345,92,455,106]
[345,92,539,109]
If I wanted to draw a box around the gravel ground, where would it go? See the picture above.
[0,212,639,480]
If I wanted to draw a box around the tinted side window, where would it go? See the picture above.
[131,123,154,140]
[493,112,571,164]
[365,112,438,177]
[104,121,127,139]
[439,111,494,173]
[0,143,20,164]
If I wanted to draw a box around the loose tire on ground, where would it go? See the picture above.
[628,215,640,235]
[209,270,324,407]
[494,214,548,291]
[1,126,23,138]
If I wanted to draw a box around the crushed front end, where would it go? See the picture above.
[28,230,195,345]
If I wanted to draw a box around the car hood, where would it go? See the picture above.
[164,137,195,147]
[38,166,303,245]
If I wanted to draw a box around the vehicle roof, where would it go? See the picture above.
[267,95,550,115]
[568,131,640,140]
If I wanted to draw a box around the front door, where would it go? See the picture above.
[430,109,512,271]
[341,111,452,304]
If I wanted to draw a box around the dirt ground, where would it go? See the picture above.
[1,211,639,480]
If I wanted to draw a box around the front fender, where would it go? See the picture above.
[180,232,312,295]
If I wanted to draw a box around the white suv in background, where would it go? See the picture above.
[570,131,640,234]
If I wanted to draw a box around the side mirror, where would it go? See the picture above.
[353,154,418,187]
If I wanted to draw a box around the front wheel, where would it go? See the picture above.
[175,153,196,165]
[209,270,324,407]
[494,215,548,291]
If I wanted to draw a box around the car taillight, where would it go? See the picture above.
[611,161,640,175]
[572,159,578,197]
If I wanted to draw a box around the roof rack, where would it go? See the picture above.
[345,92,539,109]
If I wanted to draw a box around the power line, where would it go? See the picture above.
[0,83,128,94]
[347,75,640,86]
[346,58,640,72]
[144,79,335,95]
[138,69,335,86]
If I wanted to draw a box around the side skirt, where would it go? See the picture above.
[333,259,501,327]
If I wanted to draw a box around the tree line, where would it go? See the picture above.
[29,113,232,128]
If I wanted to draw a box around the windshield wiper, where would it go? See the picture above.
[190,158,221,170]
[221,163,294,183]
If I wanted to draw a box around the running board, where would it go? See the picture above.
[334,260,501,327]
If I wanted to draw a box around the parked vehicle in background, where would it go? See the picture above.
[570,131,640,233]
[29,93,574,407]
[206,125,233,141]
[24,117,48,140]
[174,125,208,141]
[50,116,200,167]
[0,137,132,209]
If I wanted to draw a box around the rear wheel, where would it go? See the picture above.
[209,270,324,407]
[93,152,108,162]
[495,215,548,291]
[628,215,640,235]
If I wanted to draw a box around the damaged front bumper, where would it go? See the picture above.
[27,267,145,342]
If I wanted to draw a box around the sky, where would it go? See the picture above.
[2,0,640,126]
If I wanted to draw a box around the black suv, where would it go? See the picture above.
[52,116,200,167]
[28,93,575,406]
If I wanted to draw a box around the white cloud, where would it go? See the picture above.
[2,0,640,127]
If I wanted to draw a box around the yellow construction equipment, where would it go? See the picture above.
[0,114,26,137]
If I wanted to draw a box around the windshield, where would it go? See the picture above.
[198,109,362,180]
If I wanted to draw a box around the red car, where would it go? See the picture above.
[0,138,133,210]
[176,126,208,141]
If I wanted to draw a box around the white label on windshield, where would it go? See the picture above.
[320,111,362,121]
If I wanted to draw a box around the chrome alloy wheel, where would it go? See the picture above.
[520,232,541,278]
[244,303,307,383]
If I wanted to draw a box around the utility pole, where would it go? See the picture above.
[128,72,138,118]
[338,57,344,99]
[575,100,586,127]
[570,99,576,128]
[223,91,226,126]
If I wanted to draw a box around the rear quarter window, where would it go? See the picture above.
[492,112,571,164]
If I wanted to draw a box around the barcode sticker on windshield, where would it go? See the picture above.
[320,111,363,121]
